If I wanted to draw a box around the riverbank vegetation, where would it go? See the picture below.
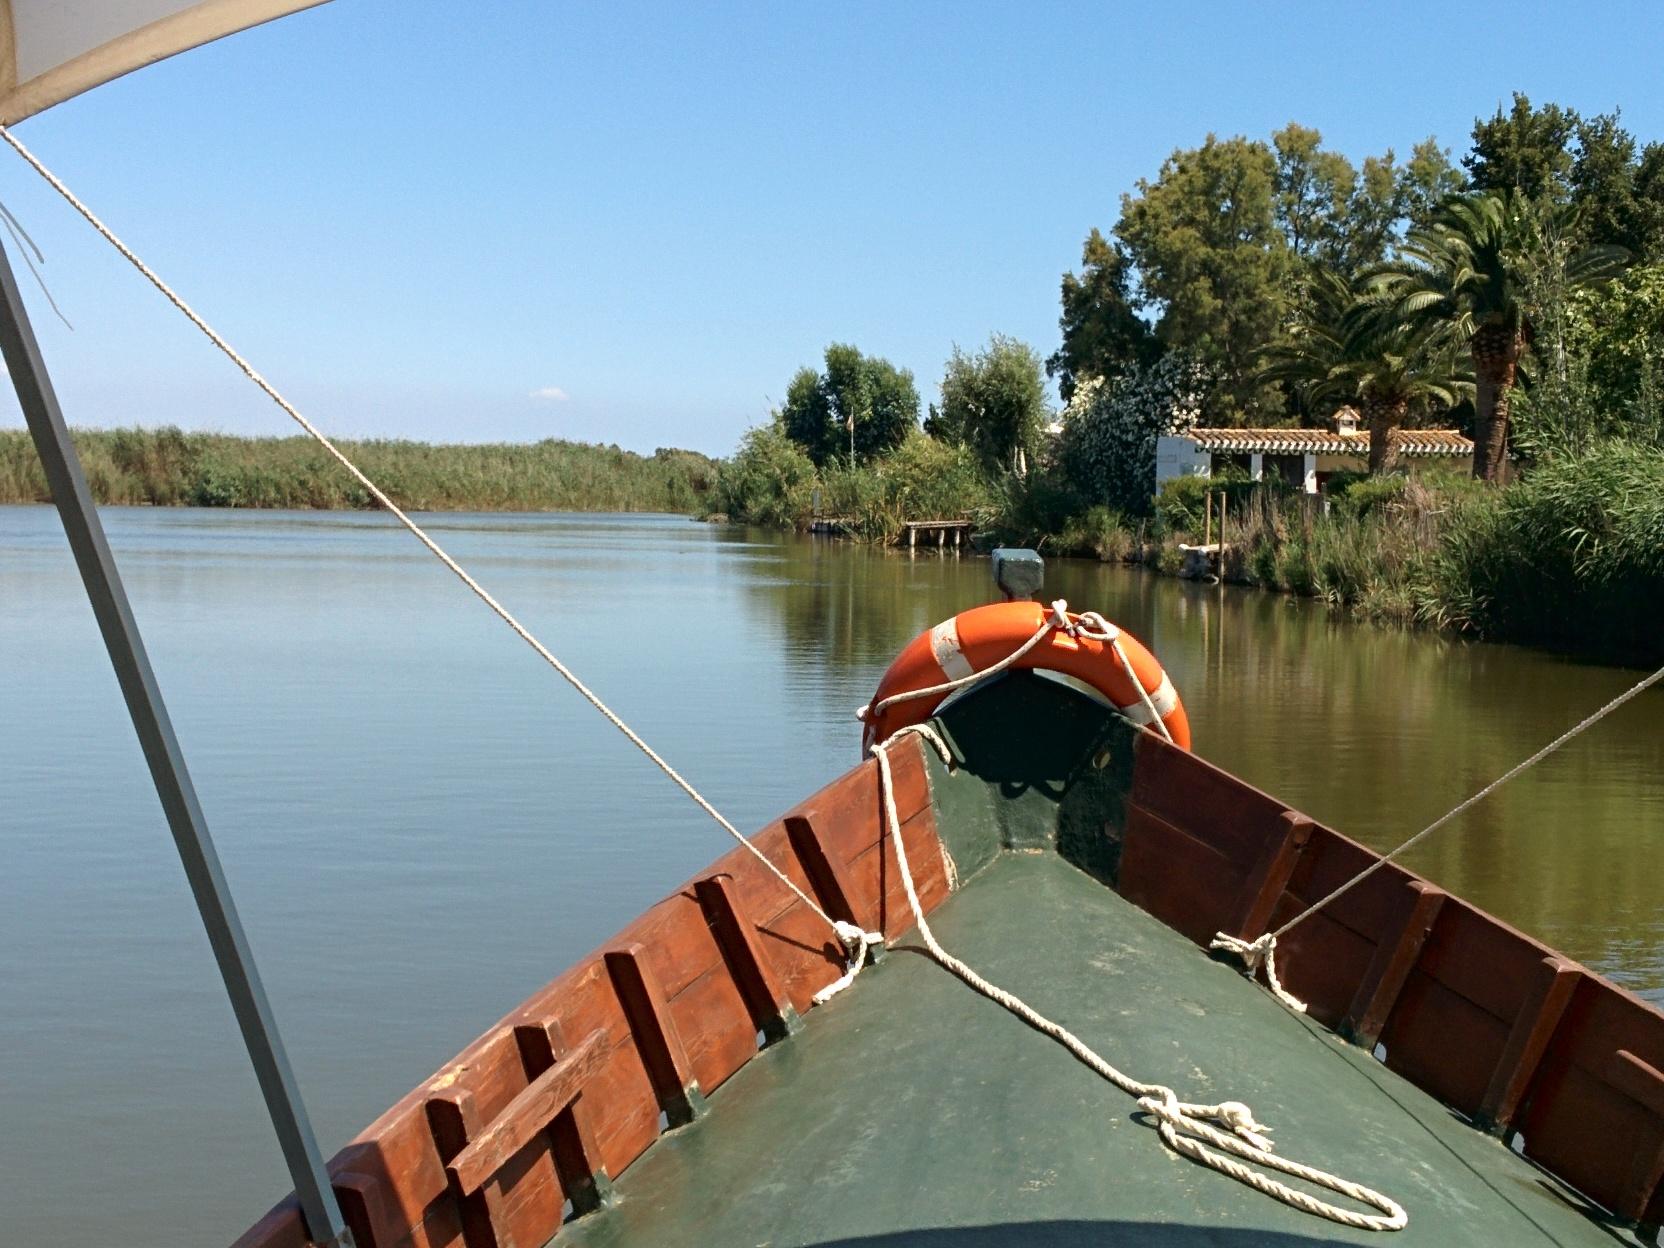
[709,95,1664,661]
[0,427,717,512]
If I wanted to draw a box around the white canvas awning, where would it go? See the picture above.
[0,0,328,125]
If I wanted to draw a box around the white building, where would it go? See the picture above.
[1154,409,1475,495]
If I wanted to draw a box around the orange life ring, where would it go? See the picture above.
[862,600,1190,752]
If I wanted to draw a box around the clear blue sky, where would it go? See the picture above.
[2,1,1661,456]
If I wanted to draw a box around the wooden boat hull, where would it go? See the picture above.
[234,673,1664,1247]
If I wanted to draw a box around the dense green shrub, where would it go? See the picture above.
[1153,475,1212,534]
[709,423,817,527]
[1430,440,1664,658]
[1329,473,1408,517]
[1055,505,1136,561]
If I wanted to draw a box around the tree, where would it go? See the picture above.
[1046,228,1157,403]
[1260,270,1471,474]
[779,345,919,465]
[1570,112,1643,251]
[1273,125,1467,277]
[1367,191,1629,480]
[780,366,832,462]
[931,335,1051,476]
[1115,135,1291,423]
[1634,143,1664,262]
[1465,93,1578,201]
[1564,263,1664,439]
[1273,123,1360,269]
[1400,138,1469,228]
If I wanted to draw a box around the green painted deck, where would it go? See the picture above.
[562,846,1633,1247]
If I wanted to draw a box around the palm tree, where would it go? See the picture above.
[1365,191,1628,481]
[1260,271,1472,475]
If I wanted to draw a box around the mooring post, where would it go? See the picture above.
[0,238,353,1247]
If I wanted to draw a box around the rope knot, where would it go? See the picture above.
[1209,932,1308,1015]
[812,920,886,1006]
[832,919,883,955]
[1213,1101,1273,1149]
[1209,931,1270,972]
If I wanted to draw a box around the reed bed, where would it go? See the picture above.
[0,427,716,513]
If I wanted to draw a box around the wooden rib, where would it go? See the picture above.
[331,1171,395,1248]
[1234,811,1313,938]
[512,1019,616,1215]
[446,1032,604,1196]
[1610,1050,1664,1221]
[1342,880,1447,1048]
[426,1086,515,1248]
[1612,1049,1664,1116]
[785,814,875,937]
[603,943,708,1125]
[696,873,803,1042]
[1476,957,1582,1133]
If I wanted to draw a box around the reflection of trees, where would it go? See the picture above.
[740,532,1664,1000]
[745,533,994,673]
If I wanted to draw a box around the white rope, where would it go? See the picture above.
[1213,661,1664,1013]
[860,599,1065,725]
[0,124,892,992]
[871,724,1405,1231]
[1071,610,1178,747]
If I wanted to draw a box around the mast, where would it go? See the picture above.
[0,236,354,1248]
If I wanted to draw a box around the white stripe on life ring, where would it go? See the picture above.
[1117,671,1178,725]
[929,617,975,681]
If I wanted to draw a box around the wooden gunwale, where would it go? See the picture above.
[233,740,942,1248]
[234,719,1664,1248]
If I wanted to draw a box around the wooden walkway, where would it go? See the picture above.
[902,519,972,550]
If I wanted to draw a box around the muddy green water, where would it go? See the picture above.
[2,506,1660,1246]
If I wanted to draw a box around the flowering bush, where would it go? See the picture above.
[1057,355,1205,515]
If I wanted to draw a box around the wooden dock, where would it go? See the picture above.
[902,519,972,550]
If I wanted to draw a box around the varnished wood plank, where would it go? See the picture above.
[1233,810,1313,938]
[1343,880,1447,1047]
[446,1032,604,1196]
[696,873,803,1042]
[426,1087,515,1248]
[514,1018,617,1215]
[1476,957,1581,1133]
[603,943,708,1125]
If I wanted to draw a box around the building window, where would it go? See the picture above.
[1264,454,1305,488]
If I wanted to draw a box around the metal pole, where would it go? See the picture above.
[0,237,352,1248]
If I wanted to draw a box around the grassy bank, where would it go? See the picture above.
[1050,444,1664,664]
[710,425,1664,664]
[0,427,717,512]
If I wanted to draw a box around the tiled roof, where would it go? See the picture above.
[1182,428,1473,456]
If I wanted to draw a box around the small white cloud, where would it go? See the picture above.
[529,386,570,402]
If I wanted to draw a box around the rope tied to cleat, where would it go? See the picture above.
[1212,660,1664,1017]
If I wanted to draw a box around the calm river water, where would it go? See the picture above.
[3,506,1661,1245]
